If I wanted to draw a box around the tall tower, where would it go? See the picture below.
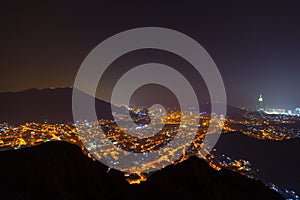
[257,93,264,111]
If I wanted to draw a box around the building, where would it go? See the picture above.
[295,108,300,116]
[264,108,287,115]
[257,93,264,111]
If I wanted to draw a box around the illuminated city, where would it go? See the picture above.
[0,103,299,198]
[1,1,300,199]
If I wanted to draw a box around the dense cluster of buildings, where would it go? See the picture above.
[256,93,300,116]
[0,105,298,173]
[0,100,299,198]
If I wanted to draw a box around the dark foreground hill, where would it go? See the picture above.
[215,132,300,194]
[0,142,283,200]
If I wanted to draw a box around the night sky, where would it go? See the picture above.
[0,1,299,109]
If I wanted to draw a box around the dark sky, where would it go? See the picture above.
[0,1,299,109]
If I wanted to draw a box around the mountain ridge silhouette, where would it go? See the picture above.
[0,141,283,199]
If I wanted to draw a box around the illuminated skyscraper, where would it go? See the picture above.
[257,93,264,111]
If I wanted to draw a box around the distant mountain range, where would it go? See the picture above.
[0,141,283,199]
[0,88,118,124]
[0,87,246,124]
